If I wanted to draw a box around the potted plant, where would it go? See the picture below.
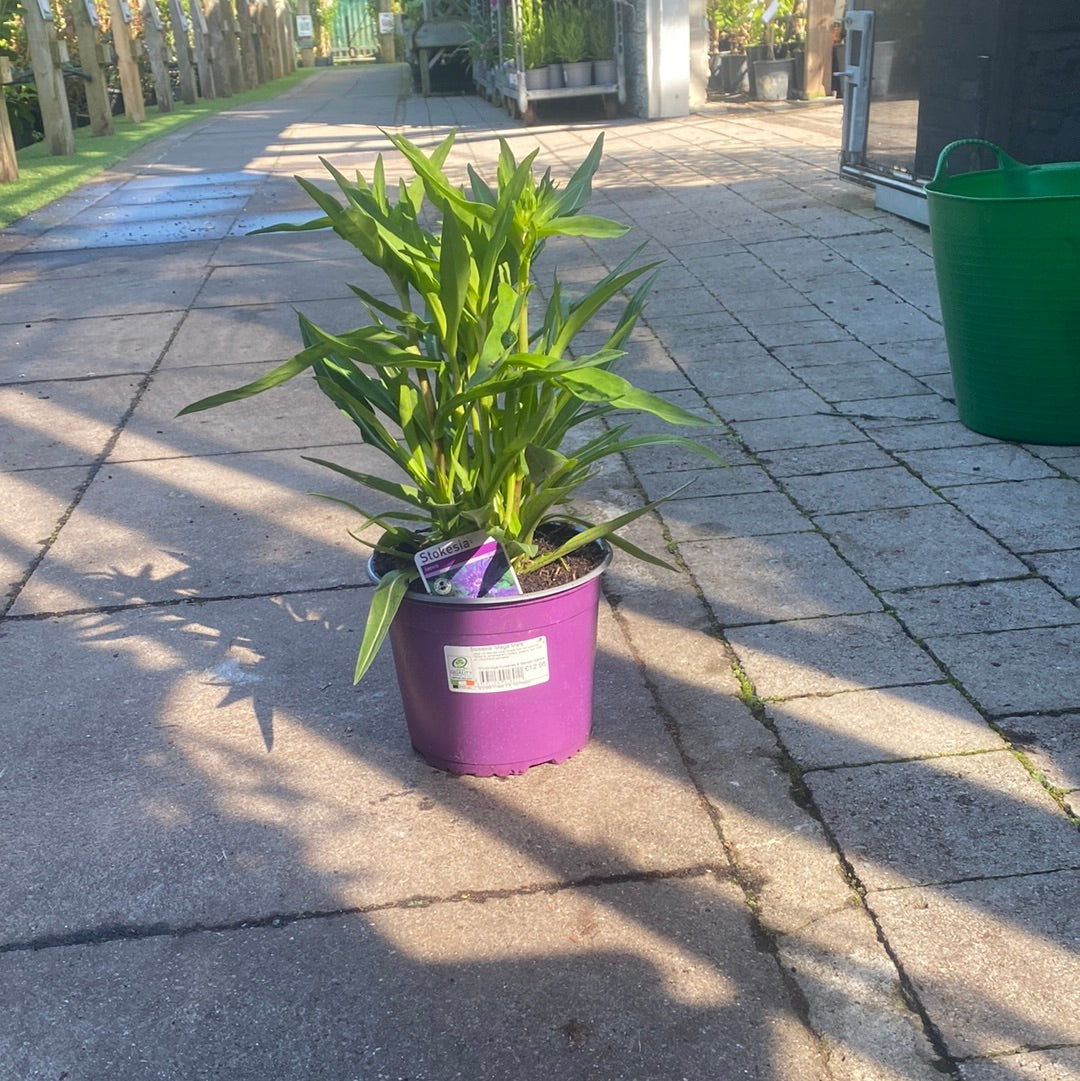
[750,0,797,100]
[518,0,550,89]
[549,0,592,87]
[586,1,616,86]
[707,0,753,94]
[179,131,717,776]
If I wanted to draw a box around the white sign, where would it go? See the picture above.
[295,14,313,38]
[378,11,394,34]
[762,0,779,22]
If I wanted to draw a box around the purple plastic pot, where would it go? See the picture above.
[369,542,611,777]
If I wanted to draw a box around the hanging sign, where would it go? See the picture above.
[378,11,394,35]
[295,14,314,38]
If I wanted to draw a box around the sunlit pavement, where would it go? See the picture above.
[1,64,1077,1080]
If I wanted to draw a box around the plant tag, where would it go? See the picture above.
[444,637,549,693]
[414,531,522,598]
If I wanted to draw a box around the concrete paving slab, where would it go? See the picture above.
[191,257,366,308]
[0,239,211,283]
[795,360,932,404]
[706,387,833,421]
[782,465,941,514]
[1026,549,1080,600]
[767,683,1005,768]
[833,393,957,426]
[637,462,779,502]
[875,338,951,377]
[8,449,376,615]
[814,504,1029,590]
[659,490,813,541]
[684,532,882,627]
[676,349,806,395]
[0,875,829,1081]
[960,1049,1080,1081]
[109,363,366,461]
[0,593,725,943]
[2,311,183,382]
[0,260,209,320]
[882,579,1080,638]
[998,713,1080,809]
[757,440,899,477]
[772,338,884,370]
[946,478,1080,553]
[894,443,1058,487]
[804,752,1077,891]
[0,466,87,603]
[869,871,1080,1059]
[925,625,1080,716]
[0,375,140,470]
[160,296,364,369]
[731,413,868,452]
[726,613,944,697]
[866,420,999,452]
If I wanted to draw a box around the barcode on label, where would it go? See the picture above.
[479,665,526,685]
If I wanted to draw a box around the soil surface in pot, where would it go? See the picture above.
[372,523,607,595]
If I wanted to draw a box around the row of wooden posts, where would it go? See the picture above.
[0,0,303,184]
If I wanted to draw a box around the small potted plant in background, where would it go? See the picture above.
[518,0,551,88]
[180,131,719,777]
[750,0,797,100]
[549,0,592,87]
[587,0,617,86]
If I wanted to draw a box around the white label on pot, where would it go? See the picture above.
[444,636,549,693]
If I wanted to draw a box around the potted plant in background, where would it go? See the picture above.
[750,0,797,101]
[549,0,592,87]
[707,0,754,95]
[518,0,551,89]
[586,0,617,86]
[180,131,718,777]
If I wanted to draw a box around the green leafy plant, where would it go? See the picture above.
[518,0,548,69]
[548,0,588,64]
[179,131,718,682]
[585,0,614,60]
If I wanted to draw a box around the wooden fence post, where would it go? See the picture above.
[22,0,75,155]
[168,0,199,103]
[187,0,217,97]
[234,0,259,88]
[202,0,234,96]
[107,0,146,122]
[0,59,18,182]
[69,0,114,135]
[140,0,175,111]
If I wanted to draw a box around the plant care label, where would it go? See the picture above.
[415,531,522,598]
[443,637,549,693]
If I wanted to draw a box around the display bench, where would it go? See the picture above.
[473,0,626,125]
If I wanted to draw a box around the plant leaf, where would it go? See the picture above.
[354,569,413,683]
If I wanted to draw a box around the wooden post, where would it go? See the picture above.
[377,0,396,63]
[202,0,234,96]
[168,0,199,103]
[22,0,75,154]
[250,0,268,84]
[280,0,296,73]
[69,0,114,135]
[234,0,259,88]
[187,0,217,97]
[218,0,245,92]
[140,0,175,111]
[107,0,146,121]
[803,0,835,99]
[0,60,19,182]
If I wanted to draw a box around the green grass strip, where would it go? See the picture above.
[1,65,319,229]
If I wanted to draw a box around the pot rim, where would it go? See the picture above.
[366,536,612,608]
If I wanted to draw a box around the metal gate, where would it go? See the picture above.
[331,0,378,59]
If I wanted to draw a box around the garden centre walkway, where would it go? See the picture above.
[1,63,1077,1081]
